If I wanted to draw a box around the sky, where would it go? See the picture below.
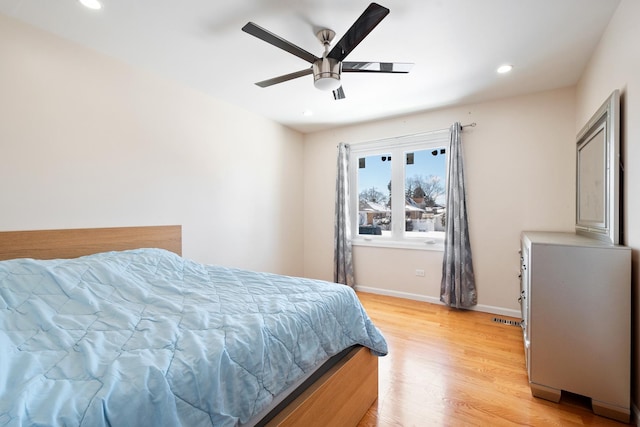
[358,148,447,203]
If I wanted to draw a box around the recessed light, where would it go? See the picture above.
[79,0,102,10]
[497,64,513,74]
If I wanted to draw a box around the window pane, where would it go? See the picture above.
[404,148,447,238]
[358,154,392,236]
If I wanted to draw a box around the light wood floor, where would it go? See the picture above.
[355,292,631,427]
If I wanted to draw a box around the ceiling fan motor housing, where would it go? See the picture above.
[313,57,341,91]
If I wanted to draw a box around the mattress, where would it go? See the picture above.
[0,248,387,427]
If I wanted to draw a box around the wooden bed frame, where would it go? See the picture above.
[0,225,378,427]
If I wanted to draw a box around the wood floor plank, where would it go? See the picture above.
[355,292,630,427]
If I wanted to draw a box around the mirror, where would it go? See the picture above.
[575,90,620,244]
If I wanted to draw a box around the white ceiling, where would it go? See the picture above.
[0,0,620,133]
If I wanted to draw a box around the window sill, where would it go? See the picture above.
[351,238,444,252]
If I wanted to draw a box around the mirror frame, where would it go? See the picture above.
[575,90,620,244]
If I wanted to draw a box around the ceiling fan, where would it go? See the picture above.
[242,3,413,100]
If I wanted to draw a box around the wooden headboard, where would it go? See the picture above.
[0,225,182,261]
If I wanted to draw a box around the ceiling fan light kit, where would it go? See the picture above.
[79,0,102,10]
[313,29,341,91]
[242,2,413,100]
[313,58,341,91]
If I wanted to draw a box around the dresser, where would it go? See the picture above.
[519,231,631,422]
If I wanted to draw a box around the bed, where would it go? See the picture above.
[0,225,387,427]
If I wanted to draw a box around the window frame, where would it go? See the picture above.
[349,130,450,251]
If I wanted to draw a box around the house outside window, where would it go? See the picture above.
[349,130,449,250]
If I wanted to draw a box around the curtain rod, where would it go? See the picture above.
[344,122,477,148]
[402,122,476,138]
[372,122,476,140]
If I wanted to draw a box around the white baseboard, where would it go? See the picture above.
[355,286,521,318]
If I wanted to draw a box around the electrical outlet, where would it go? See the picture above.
[415,269,425,277]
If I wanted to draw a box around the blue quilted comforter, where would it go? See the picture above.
[0,249,387,426]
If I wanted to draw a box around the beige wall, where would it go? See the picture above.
[303,88,576,315]
[0,14,305,276]
[575,0,640,417]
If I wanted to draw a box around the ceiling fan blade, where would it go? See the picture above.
[242,22,319,64]
[333,86,346,100]
[343,62,413,73]
[327,3,390,62]
[255,68,313,88]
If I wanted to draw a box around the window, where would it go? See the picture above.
[350,130,449,250]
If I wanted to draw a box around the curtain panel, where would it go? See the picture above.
[440,122,477,308]
[334,143,355,287]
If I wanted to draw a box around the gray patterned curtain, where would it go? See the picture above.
[441,122,477,308]
[334,143,355,287]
